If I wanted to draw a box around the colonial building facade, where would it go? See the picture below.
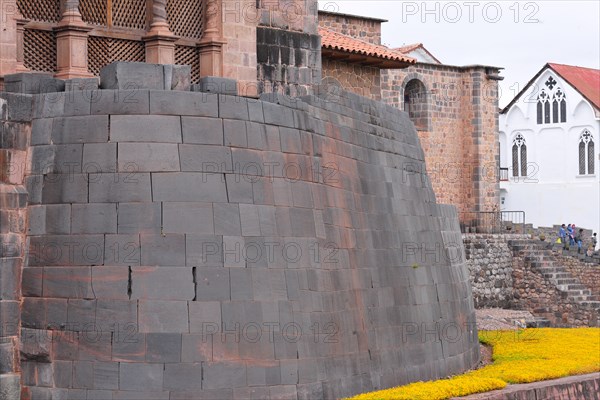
[499,63,600,241]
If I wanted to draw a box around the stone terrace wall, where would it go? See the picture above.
[511,249,599,327]
[560,256,600,297]
[463,234,516,309]
[7,70,480,399]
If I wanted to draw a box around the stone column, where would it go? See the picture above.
[54,0,93,79]
[0,0,19,84]
[198,0,225,77]
[143,0,177,64]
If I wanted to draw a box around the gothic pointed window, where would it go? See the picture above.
[589,141,595,174]
[579,130,595,175]
[512,134,527,177]
[537,90,550,124]
[537,76,567,124]
[553,88,566,123]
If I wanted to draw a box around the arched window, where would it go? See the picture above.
[403,79,429,131]
[537,76,567,124]
[537,90,550,124]
[579,130,595,175]
[552,88,566,123]
[512,134,527,177]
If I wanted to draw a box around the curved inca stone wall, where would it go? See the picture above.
[19,86,479,399]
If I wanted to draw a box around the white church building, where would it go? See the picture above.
[499,63,599,244]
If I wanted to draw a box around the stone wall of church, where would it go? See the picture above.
[381,65,501,217]
[318,11,383,45]
[253,0,322,97]
[321,59,381,101]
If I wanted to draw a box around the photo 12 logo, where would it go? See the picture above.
[400,1,540,24]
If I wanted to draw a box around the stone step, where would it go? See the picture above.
[555,278,578,285]
[526,317,552,328]
[565,289,592,296]
[564,284,588,290]
[579,301,600,309]
[540,268,573,279]
[530,261,555,268]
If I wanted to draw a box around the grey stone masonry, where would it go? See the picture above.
[0,91,32,400]
[12,63,478,400]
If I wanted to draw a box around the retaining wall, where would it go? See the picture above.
[1,67,480,399]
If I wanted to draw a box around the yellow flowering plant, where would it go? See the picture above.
[347,328,600,400]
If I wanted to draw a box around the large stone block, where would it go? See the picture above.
[27,204,71,235]
[4,73,64,94]
[90,89,150,115]
[0,258,22,299]
[118,143,180,172]
[194,267,230,301]
[162,202,214,234]
[219,95,249,120]
[150,91,218,117]
[151,173,227,202]
[110,115,181,143]
[181,117,223,145]
[179,144,232,172]
[131,266,194,300]
[51,116,109,144]
[138,301,189,333]
[93,362,119,390]
[41,174,89,204]
[88,173,152,203]
[202,362,247,389]
[163,363,203,391]
[100,62,165,90]
[140,234,186,266]
[28,234,105,267]
[185,235,224,267]
[103,234,141,267]
[71,203,117,234]
[83,143,117,173]
[117,202,162,234]
[119,362,164,391]
[100,63,191,91]
[145,333,182,363]
[42,267,93,298]
[163,65,191,91]
[213,203,242,236]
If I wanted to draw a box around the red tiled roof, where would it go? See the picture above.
[502,63,600,113]
[548,63,600,110]
[319,27,415,68]
[395,43,423,53]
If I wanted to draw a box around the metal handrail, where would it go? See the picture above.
[460,211,526,234]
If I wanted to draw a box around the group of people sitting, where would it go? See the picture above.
[558,224,598,254]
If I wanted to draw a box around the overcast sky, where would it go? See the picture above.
[318,1,600,107]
